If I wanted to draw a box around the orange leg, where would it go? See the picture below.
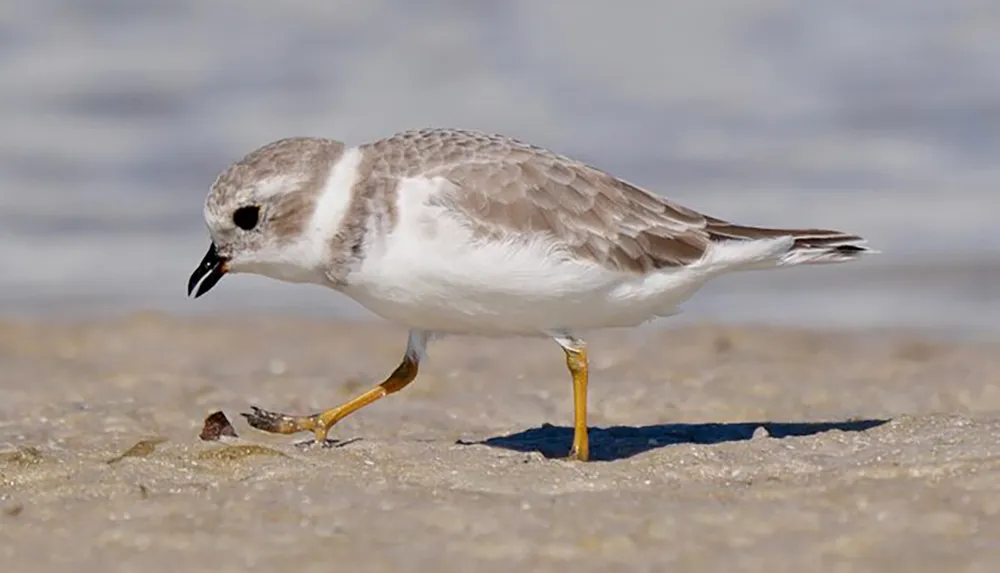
[242,330,428,444]
[553,334,590,461]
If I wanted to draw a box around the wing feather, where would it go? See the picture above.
[364,129,715,273]
[364,128,866,274]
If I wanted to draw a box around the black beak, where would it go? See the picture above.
[187,243,229,298]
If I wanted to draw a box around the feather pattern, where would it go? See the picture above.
[360,128,870,273]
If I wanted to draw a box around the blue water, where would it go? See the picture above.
[0,1,997,334]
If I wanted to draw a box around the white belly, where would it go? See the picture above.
[342,197,712,335]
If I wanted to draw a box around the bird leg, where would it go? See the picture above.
[553,334,590,461]
[242,330,427,444]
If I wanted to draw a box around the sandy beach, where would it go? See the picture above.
[2,315,999,572]
[1,2,998,572]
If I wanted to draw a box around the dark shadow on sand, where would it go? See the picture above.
[458,419,890,462]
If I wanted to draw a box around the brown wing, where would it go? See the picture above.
[433,160,717,273]
[363,128,716,274]
[364,128,869,273]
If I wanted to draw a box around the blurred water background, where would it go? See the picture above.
[0,1,996,336]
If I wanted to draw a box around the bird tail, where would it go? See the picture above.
[705,219,875,268]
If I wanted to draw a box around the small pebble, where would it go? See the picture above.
[199,411,239,441]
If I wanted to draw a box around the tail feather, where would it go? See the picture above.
[705,219,874,267]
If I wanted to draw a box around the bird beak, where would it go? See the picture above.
[187,243,229,298]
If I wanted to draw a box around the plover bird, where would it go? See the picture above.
[187,128,873,461]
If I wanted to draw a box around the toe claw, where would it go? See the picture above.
[241,406,294,433]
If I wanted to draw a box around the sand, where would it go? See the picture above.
[2,315,999,572]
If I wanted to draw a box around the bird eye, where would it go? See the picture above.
[232,205,260,230]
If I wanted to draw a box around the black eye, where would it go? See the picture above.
[232,205,260,230]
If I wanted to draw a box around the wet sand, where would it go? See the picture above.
[2,315,999,572]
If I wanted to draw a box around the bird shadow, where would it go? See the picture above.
[457,419,890,462]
